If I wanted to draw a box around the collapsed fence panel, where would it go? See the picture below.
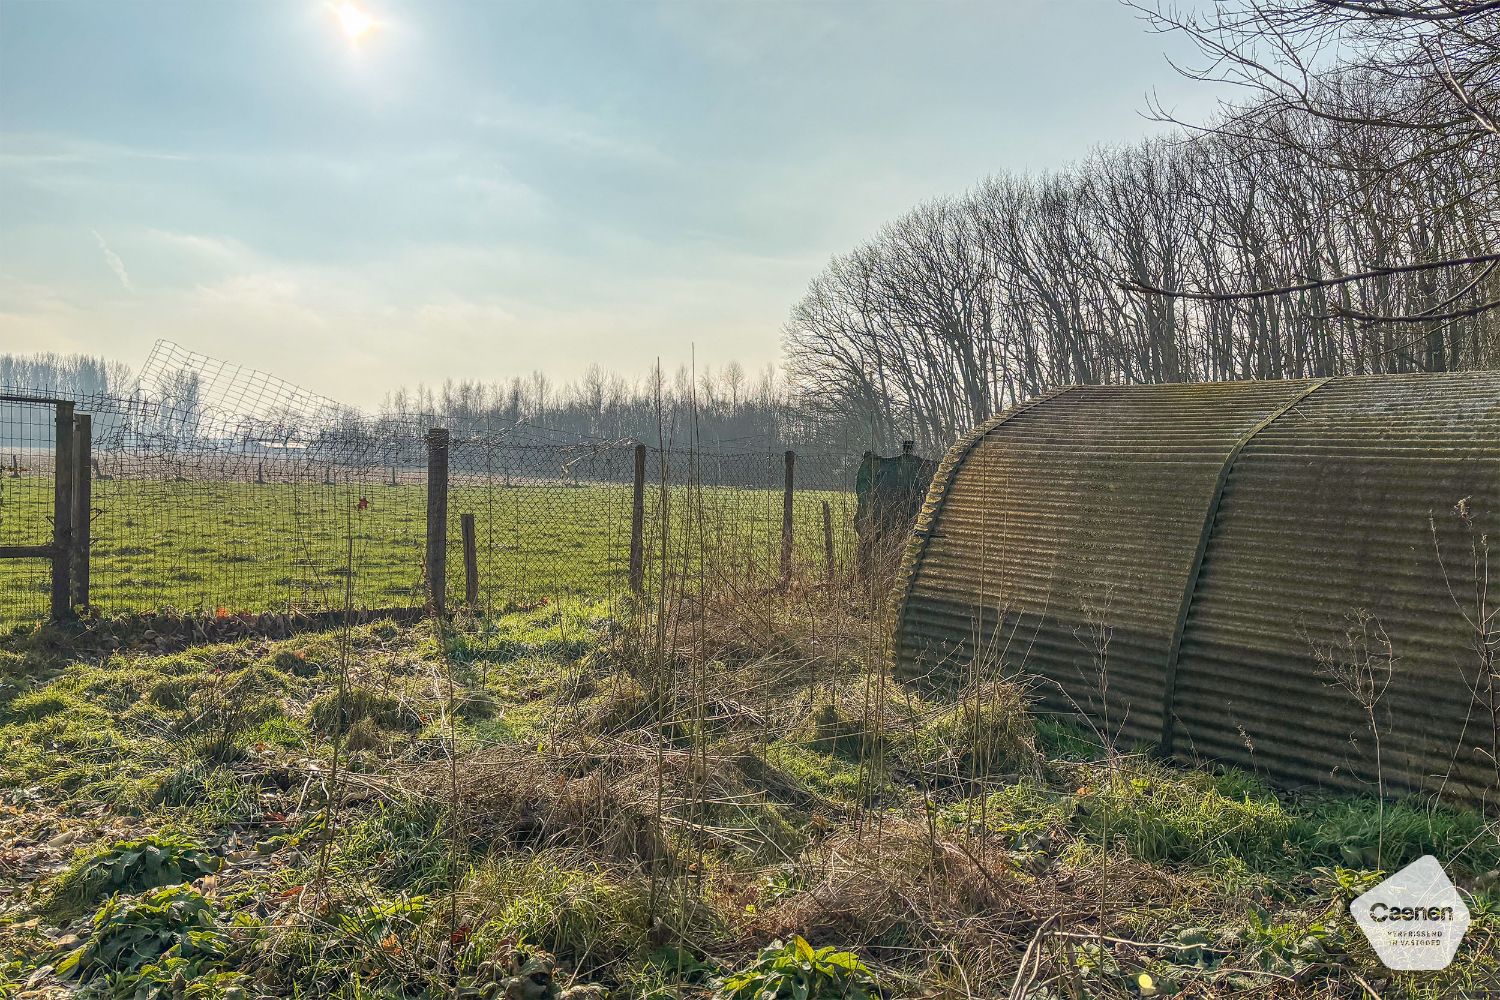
[892,374,1500,808]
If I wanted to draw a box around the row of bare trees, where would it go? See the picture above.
[378,361,802,450]
[787,3,1499,453]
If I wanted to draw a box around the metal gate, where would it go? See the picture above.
[0,395,91,621]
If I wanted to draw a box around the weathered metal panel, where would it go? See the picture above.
[894,379,1316,748]
[1170,373,1500,807]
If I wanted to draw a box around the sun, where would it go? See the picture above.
[332,2,377,45]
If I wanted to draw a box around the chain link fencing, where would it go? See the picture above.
[0,398,864,626]
[0,398,62,622]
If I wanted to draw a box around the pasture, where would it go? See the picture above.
[0,474,859,623]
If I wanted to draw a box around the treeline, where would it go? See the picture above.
[0,353,133,400]
[0,353,857,457]
[784,77,1500,453]
[376,362,844,452]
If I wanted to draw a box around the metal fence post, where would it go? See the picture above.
[72,413,91,610]
[461,512,478,608]
[426,427,449,614]
[629,443,646,594]
[781,449,795,581]
[51,402,74,620]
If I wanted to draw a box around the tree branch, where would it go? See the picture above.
[1314,1,1500,24]
[1118,252,1500,302]
[1329,296,1500,322]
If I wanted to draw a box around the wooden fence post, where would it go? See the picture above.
[51,402,74,620]
[629,443,646,594]
[822,500,835,581]
[781,450,795,582]
[426,427,449,614]
[461,513,478,608]
[72,413,91,610]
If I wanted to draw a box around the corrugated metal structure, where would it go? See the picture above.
[893,374,1500,808]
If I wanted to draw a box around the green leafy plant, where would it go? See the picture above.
[48,832,219,915]
[714,936,878,1000]
[335,894,430,942]
[1308,865,1384,907]
[55,885,228,985]
[101,956,249,1000]
[1240,906,1338,975]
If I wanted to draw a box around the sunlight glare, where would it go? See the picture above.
[333,2,377,45]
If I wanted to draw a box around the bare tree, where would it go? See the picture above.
[1131,1,1500,320]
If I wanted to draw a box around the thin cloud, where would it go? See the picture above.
[91,230,133,290]
[471,97,672,169]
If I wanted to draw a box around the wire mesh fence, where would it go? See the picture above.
[0,398,60,622]
[0,341,878,627]
[0,407,864,626]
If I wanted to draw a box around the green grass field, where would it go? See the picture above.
[0,476,858,622]
[4,601,1498,997]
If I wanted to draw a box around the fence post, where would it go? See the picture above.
[461,513,478,608]
[822,500,835,581]
[629,443,646,594]
[426,427,449,614]
[51,402,74,620]
[781,450,795,582]
[72,413,92,610]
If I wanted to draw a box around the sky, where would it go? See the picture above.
[0,0,1223,410]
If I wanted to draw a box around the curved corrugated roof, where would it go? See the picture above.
[893,373,1500,808]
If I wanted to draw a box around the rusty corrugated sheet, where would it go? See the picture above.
[892,373,1500,808]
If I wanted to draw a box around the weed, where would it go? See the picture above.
[173,673,286,764]
[55,885,230,986]
[713,936,878,1000]
[308,686,421,735]
[47,832,219,916]
[1290,794,1500,873]
[918,681,1041,780]
[1239,905,1340,976]
[1034,716,1105,761]
[1075,762,1294,865]
[764,741,874,804]
[940,778,1071,852]
[465,852,658,976]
